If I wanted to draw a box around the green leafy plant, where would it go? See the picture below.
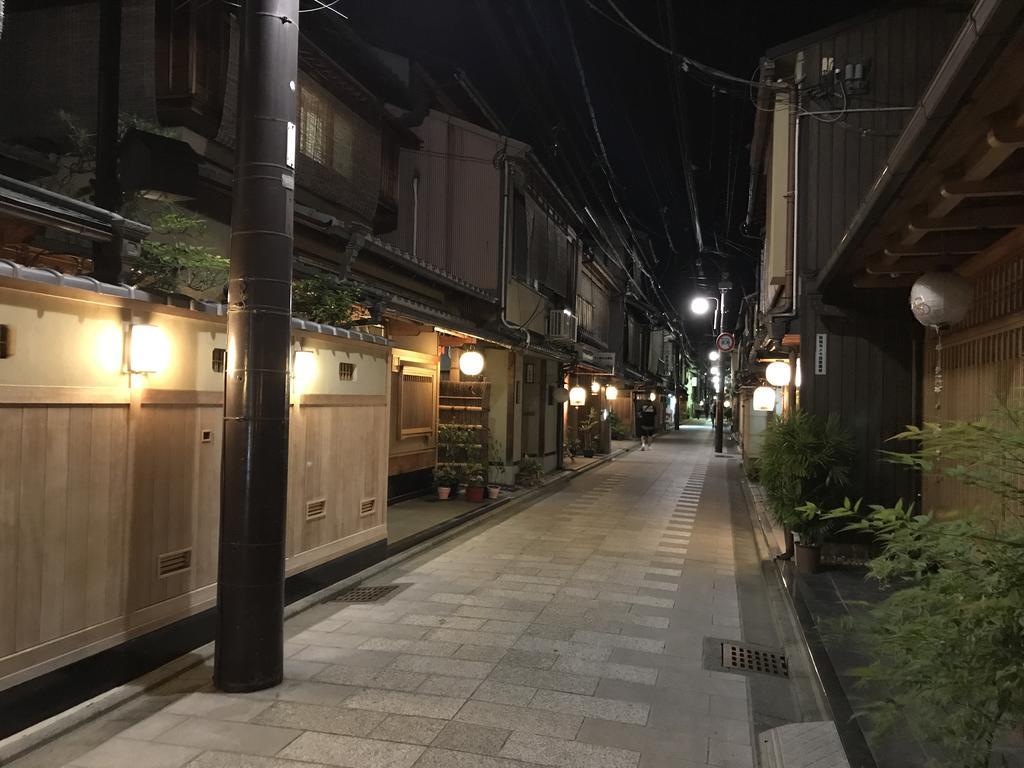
[608,410,627,440]
[743,457,761,483]
[292,274,361,327]
[826,405,1024,767]
[578,407,601,453]
[462,462,486,488]
[794,497,860,546]
[488,439,506,485]
[127,213,228,293]
[432,464,458,489]
[516,457,543,488]
[757,412,854,527]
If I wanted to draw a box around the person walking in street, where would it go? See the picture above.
[639,399,657,450]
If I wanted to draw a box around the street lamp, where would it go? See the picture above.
[708,350,720,362]
[688,277,732,453]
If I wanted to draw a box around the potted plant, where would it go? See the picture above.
[565,438,583,463]
[790,498,859,573]
[487,441,505,499]
[433,464,458,500]
[516,457,543,488]
[463,463,487,503]
[578,407,601,458]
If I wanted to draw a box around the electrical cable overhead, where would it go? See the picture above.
[300,0,348,16]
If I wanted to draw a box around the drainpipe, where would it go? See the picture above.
[411,173,419,258]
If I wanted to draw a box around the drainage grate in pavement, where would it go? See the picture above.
[722,642,789,677]
[332,584,402,603]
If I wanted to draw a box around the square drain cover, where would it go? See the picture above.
[332,584,401,603]
[722,642,789,677]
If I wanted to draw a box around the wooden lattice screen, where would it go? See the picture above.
[397,366,436,440]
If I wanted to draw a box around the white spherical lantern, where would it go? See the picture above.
[590,380,601,393]
[690,297,711,315]
[752,386,776,411]
[909,271,972,329]
[708,350,720,362]
[552,387,570,405]
[765,361,791,387]
[569,385,587,406]
[605,385,618,400]
[458,349,484,376]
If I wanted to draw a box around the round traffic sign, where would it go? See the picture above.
[716,333,735,352]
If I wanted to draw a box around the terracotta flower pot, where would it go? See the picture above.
[487,485,500,500]
[437,486,451,500]
[795,544,821,574]
[465,485,485,503]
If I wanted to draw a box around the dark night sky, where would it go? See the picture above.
[339,0,884,348]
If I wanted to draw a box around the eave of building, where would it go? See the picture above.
[818,0,1024,292]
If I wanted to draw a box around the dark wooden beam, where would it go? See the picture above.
[908,204,1024,234]
[882,230,997,258]
[853,272,917,289]
[941,173,1024,199]
[866,252,963,275]
[956,225,1024,278]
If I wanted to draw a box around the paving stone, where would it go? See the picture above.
[67,738,200,768]
[253,701,385,736]
[489,664,599,695]
[183,752,334,768]
[391,655,495,679]
[499,732,639,768]
[116,712,187,741]
[400,615,486,630]
[570,630,666,653]
[454,700,581,739]
[551,657,659,685]
[283,659,328,680]
[529,690,649,725]
[245,679,359,707]
[334,622,431,640]
[502,649,558,669]
[358,638,461,657]
[472,680,538,707]
[430,721,512,756]
[315,665,428,692]
[368,714,447,745]
[343,690,465,719]
[512,635,613,661]
[278,732,425,768]
[426,628,519,648]
[293,647,399,668]
[155,718,301,756]
[455,606,539,623]
[165,693,271,723]
[417,675,483,698]
[452,644,509,662]
[290,631,371,649]
[413,747,542,768]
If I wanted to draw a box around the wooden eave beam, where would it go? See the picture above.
[853,272,917,289]
[882,230,998,258]
[941,173,1024,199]
[866,252,963,275]
[956,225,1024,278]
[907,204,1024,234]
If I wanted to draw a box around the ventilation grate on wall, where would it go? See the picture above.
[332,584,401,603]
[0,325,11,358]
[722,642,789,677]
[359,497,376,517]
[157,548,192,578]
[212,347,226,373]
[338,362,355,381]
[305,498,327,521]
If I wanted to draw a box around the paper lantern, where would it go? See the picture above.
[649,391,657,402]
[752,386,776,411]
[458,349,484,376]
[765,361,791,387]
[128,324,170,374]
[690,297,711,315]
[590,380,601,393]
[605,385,618,400]
[569,385,587,406]
[708,350,720,362]
[552,387,570,404]
[909,271,972,329]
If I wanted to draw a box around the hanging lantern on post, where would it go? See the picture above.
[764,361,791,387]
[752,386,776,411]
[568,385,587,406]
[909,271,972,410]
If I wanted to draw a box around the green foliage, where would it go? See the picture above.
[488,439,506,484]
[743,457,761,483]
[831,404,1024,767]
[794,497,860,547]
[516,457,543,488]
[608,409,627,440]
[578,407,601,451]
[757,412,854,527]
[127,213,228,293]
[292,274,361,327]
[462,462,486,487]
[433,464,458,488]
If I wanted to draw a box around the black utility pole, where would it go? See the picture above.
[93,0,122,281]
[714,279,731,454]
[214,0,299,693]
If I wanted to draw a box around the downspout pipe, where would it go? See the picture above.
[498,158,530,347]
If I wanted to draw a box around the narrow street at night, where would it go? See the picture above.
[5,429,829,768]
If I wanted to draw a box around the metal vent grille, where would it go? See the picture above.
[359,497,376,517]
[722,642,789,677]
[212,347,226,373]
[332,584,401,603]
[338,362,355,381]
[0,325,11,359]
[157,548,192,578]
[305,498,327,521]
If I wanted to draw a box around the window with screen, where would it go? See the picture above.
[298,77,354,176]
[397,365,436,439]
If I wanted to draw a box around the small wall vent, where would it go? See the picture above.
[157,548,192,578]
[212,348,226,373]
[359,498,376,517]
[305,498,327,521]
[338,362,355,381]
[0,325,11,359]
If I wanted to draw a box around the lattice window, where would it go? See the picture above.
[397,366,436,439]
[299,84,330,165]
[332,116,354,177]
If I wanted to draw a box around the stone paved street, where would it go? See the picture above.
[15,426,801,768]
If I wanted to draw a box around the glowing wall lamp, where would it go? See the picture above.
[795,358,802,388]
[605,385,618,400]
[292,349,318,394]
[458,349,484,376]
[708,350,720,362]
[649,391,657,402]
[752,385,776,411]
[569,385,587,406]
[710,366,720,377]
[765,360,792,387]
[690,297,712,315]
[590,380,601,394]
[723,399,732,408]
[128,324,170,374]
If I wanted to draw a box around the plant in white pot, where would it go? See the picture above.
[433,464,458,500]
[487,440,505,499]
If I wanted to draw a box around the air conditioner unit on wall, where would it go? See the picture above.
[548,310,578,343]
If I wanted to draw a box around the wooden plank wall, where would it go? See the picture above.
[921,251,1024,516]
[0,282,389,690]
